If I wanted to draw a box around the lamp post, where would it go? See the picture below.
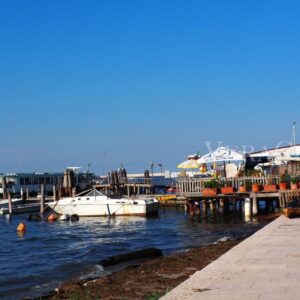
[150,161,154,178]
[158,163,163,176]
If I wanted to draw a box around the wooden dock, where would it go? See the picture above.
[176,176,300,217]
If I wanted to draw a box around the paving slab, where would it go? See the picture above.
[162,216,300,300]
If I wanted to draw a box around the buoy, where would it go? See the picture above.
[59,214,70,221]
[47,213,58,222]
[70,214,79,222]
[17,223,26,232]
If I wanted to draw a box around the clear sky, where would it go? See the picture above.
[0,0,300,174]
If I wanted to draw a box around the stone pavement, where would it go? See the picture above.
[162,216,300,300]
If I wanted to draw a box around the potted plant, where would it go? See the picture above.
[239,180,251,193]
[263,177,277,192]
[221,181,234,194]
[202,179,219,196]
[239,183,246,193]
[291,177,298,190]
[279,173,289,190]
[252,182,262,193]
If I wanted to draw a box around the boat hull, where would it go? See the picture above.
[0,198,24,208]
[48,198,159,217]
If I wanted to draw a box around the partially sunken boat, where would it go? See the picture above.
[0,197,23,208]
[47,189,159,217]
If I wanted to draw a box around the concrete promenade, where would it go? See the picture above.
[162,216,300,300]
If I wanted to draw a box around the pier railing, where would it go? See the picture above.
[176,175,281,197]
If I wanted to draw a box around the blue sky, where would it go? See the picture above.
[0,0,300,174]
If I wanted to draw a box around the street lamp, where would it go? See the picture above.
[150,161,154,177]
[158,163,163,176]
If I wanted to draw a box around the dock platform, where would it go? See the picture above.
[162,215,300,300]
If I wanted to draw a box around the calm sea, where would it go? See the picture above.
[0,208,270,299]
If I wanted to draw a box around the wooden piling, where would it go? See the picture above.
[252,195,258,216]
[40,184,45,214]
[72,187,76,197]
[244,198,251,218]
[188,199,194,215]
[202,200,207,214]
[209,199,216,213]
[53,185,57,201]
[219,198,225,212]
[8,192,12,215]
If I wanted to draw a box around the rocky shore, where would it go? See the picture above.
[42,214,279,300]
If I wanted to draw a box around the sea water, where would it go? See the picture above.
[0,208,270,299]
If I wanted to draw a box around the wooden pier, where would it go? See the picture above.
[176,176,300,217]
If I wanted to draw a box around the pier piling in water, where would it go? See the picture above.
[40,184,45,214]
[252,195,258,216]
[53,185,57,201]
[244,198,251,217]
[8,192,12,215]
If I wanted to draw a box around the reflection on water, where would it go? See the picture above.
[0,208,269,300]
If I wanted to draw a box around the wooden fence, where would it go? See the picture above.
[176,176,281,197]
[279,189,300,208]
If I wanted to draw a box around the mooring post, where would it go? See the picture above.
[244,197,252,218]
[219,198,225,212]
[185,198,189,213]
[194,200,201,215]
[40,184,45,214]
[53,185,57,201]
[209,199,216,213]
[252,195,258,216]
[188,199,194,215]
[201,200,207,214]
[8,191,12,215]
[72,187,76,197]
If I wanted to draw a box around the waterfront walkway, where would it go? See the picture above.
[162,216,300,300]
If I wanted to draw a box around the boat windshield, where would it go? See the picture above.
[85,190,105,197]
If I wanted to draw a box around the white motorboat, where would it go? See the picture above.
[47,189,159,217]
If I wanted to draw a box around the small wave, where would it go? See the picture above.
[213,236,233,244]
[79,265,104,281]
[74,248,97,259]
